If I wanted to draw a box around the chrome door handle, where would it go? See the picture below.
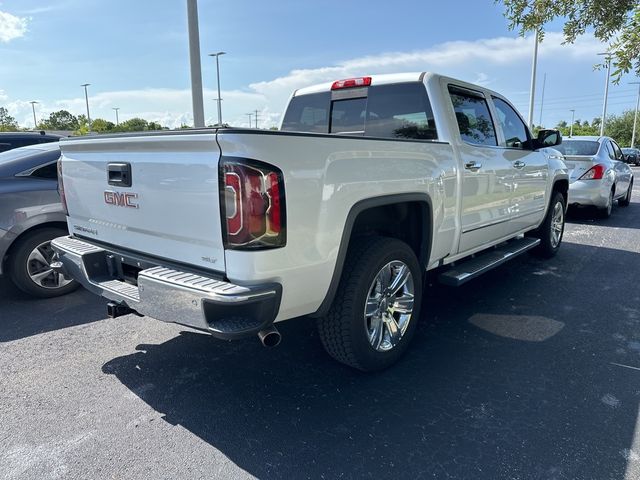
[513,160,526,169]
[465,161,482,171]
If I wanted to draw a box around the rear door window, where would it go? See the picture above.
[448,86,497,146]
[30,162,58,179]
[611,140,624,161]
[605,142,616,160]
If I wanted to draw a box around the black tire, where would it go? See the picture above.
[618,180,633,207]
[7,228,79,298]
[530,191,566,259]
[598,188,615,219]
[317,237,423,372]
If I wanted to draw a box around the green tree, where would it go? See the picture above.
[603,110,637,146]
[146,121,163,131]
[115,117,149,132]
[91,118,116,132]
[0,107,19,131]
[555,118,600,137]
[40,110,79,130]
[498,0,640,82]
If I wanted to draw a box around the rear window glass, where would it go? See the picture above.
[281,91,330,133]
[554,140,600,156]
[331,97,367,134]
[365,83,437,140]
[281,82,438,140]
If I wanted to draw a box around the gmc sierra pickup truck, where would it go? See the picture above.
[52,72,568,371]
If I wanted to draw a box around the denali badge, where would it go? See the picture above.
[104,190,139,209]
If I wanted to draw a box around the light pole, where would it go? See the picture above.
[598,53,612,136]
[29,101,38,130]
[208,52,226,126]
[187,0,205,127]
[569,109,575,137]
[112,107,120,125]
[630,82,640,148]
[538,72,546,127]
[527,29,540,130]
[81,83,92,132]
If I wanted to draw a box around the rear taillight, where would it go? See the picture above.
[579,164,606,180]
[331,76,372,90]
[221,159,286,249]
[57,158,68,215]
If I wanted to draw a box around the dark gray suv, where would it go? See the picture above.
[0,143,77,297]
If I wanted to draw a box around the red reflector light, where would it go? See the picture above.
[221,159,286,249]
[579,164,606,180]
[331,76,372,90]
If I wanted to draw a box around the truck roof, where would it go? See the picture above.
[294,72,426,96]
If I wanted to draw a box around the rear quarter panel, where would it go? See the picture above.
[217,130,457,321]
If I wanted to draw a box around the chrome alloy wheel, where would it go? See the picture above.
[364,260,415,352]
[550,201,564,248]
[26,240,73,290]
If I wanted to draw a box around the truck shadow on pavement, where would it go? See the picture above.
[0,279,105,342]
[102,242,640,479]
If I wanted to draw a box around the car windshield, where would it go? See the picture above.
[553,140,600,156]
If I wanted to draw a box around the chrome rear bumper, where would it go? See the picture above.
[51,236,281,339]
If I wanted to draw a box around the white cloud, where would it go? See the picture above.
[0,10,28,42]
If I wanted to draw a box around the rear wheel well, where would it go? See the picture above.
[349,202,431,267]
[2,222,68,272]
[312,196,432,318]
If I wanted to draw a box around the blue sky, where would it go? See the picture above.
[1,0,638,129]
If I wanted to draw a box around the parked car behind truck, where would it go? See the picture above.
[52,72,568,371]
[554,136,634,218]
[0,143,77,297]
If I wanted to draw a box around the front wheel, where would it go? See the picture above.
[531,192,566,258]
[317,237,422,371]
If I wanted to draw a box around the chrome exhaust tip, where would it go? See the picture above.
[258,326,281,348]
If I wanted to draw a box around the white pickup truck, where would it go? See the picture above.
[52,72,568,371]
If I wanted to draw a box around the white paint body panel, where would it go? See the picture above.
[61,134,225,272]
[58,72,569,324]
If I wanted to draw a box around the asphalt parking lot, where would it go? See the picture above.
[2,170,640,480]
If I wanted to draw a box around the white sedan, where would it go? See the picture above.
[555,135,634,218]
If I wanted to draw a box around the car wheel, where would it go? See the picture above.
[618,180,633,207]
[7,228,79,298]
[531,191,566,258]
[317,236,422,372]
[598,189,614,219]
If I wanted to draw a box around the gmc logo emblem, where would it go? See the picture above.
[104,191,139,209]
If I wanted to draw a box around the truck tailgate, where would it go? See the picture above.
[60,132,225,273]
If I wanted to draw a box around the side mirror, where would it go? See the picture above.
[536,129,562,148]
